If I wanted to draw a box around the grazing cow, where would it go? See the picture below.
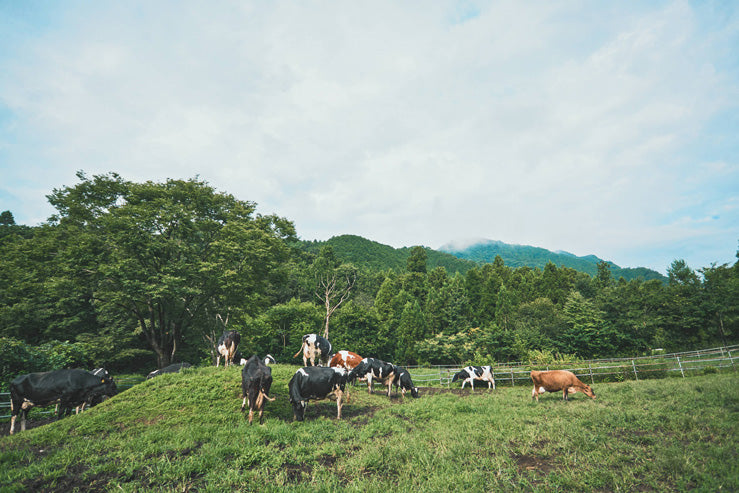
[146,362,192,380]
[240,355,275,425]
[392,365,420,398]
[264,354,276,365]
[9,369,118,435]
[217,330,241,367]
[451,366,496,391]
[530,370,596,402]
[348,358,396,397]
[288,366,348,421]
[293,333,332,367]
[329,350,363,371]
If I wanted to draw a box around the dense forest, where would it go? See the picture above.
[1,173,737,383]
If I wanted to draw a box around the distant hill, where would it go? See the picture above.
[439,239,666,282]
[297,235,476,274]
[297,235,665,282]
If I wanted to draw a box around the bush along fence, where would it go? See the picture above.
[2,345,737,422]
[407,344,738,388]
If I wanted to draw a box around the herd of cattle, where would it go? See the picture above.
[7,330,595,434]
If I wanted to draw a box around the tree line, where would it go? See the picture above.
[1,173,737,378]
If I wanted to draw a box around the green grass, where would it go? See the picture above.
[1,365,737,492]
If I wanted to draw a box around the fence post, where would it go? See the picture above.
[511,369,515,387]
[677,356,685,378]
[588,364,594,384]
[632,360,638,380]
[728,348,736,369]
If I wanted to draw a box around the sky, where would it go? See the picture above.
[1,1,737,275]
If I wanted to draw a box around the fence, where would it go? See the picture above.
[2,346,737,421]
[407,345,738,388]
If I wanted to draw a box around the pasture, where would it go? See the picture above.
[1,365,737,492]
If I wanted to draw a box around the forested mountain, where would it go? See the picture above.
[298,235,476,274]
[440,239,666,282]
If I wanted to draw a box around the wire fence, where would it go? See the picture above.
[406,344,738,388]
[2,345,737,421]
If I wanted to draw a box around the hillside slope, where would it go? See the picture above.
[1,367,736,491]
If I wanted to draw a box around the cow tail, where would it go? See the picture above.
[293,342,304,358]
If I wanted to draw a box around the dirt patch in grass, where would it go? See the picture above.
[513,452,556,475]
[284,462,313,483]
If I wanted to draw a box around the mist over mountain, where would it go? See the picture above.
[439,239,666,282]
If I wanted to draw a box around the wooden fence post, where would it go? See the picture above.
[511,369,515,387]
[588,364,594,384]
[632,360,638,380]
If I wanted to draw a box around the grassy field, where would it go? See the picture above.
[0,365,737,492]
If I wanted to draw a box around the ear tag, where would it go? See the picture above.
[101,379,105,383]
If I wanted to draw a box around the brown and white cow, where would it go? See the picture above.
[329,350,363,371]
[530,370,596,402]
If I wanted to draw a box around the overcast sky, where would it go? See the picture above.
[1,1,737,274]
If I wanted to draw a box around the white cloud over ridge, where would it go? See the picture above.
[0,1,737,274]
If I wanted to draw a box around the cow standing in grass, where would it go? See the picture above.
[216,330,241,367]
[293,333,332,367]
[348,358,396,397]
[391,365,420,398]
[530,370,596,402]
[289,366,348,421]
[9,369,118,435]
[241,355,275,424]
[451,366,496,391]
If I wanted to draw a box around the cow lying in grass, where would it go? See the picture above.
[240,355,275,424]
[530,370,596,402]
[289,366,347,421]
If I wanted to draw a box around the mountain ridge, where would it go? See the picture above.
[299,235,666,282]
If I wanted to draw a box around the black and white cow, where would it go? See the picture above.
[240,355,275,425]
[146,362,192,379]
[216,330,241,367]
[392,365,420,398]
[451,366,496,391]
[9,369,118,434]
[293,333,332,367]
[347,358,397,397]
[288,366,348,421]
[231,350,248,366]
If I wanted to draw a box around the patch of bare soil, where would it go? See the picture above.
[513,452,556,475]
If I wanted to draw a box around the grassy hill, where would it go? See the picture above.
[1,366,737,491]
[440,239,667,281]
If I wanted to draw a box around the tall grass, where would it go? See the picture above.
[1,365,737,492]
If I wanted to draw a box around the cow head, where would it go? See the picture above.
[291,400,307,421]
[581,384,596,400]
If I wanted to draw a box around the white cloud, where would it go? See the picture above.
[0,0,737,273]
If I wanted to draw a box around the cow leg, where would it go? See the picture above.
[241,396,247,412]
[532,386,539,402]
[562,388,569,401]
[336,389,344,419]
[367,374,373,394]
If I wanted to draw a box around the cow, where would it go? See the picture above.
[288,366,348,421]
[451,366,496,391]
[530,370,596,402]
[216,330,241,367]
[9,369,118,435]
[329,350,363,371]
[293,333,332,367]
[347,358,396,397]
[146,362,192,379]
[392,365,420,398]
[240,355,275,425]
